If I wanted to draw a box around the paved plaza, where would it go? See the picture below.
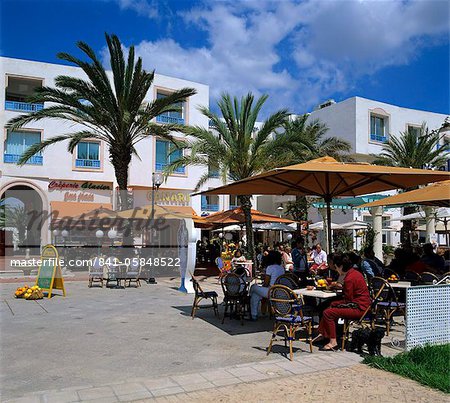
[1,277,411,402]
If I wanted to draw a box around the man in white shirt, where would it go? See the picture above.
[249,250,285,320]
[310,243,328,272]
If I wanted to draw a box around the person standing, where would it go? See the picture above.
[292,239,309,286]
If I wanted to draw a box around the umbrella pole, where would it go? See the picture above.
[325,196,332,254]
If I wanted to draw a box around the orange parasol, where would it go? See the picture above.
[195,157,450,252]
[202,207,294,226]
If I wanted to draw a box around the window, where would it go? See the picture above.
[5,76,44,112]
[156,92,185,124]
[4,130,42,165]
[75,141,100,168]
[407,125,421,137]
[208,160,219,178]
[370,115,388,143]
[155,139,185,174]
[229,195,239,209]
[201,195,219,211]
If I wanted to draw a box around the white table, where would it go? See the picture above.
[294,288,338,299]
[389,281,411,289]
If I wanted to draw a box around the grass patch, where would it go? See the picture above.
[363,344,450,393]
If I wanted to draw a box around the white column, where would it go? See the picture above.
[372,206,383,261]
[318,207,328,252]
[424,206,436,241]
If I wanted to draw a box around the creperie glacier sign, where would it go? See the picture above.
[48,181,112,191]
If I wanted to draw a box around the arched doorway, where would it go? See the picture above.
[1,184,45,256]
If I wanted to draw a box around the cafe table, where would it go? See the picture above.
[389,281,411,289]
[294,288,338,299]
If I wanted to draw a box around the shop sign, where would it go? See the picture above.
[48,181,112,191]
[147,189,191,206]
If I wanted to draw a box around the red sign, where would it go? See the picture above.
[48,181,111,191]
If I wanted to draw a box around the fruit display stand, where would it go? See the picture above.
[14,285,44,300]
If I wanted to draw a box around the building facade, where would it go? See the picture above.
[0,57,232,252]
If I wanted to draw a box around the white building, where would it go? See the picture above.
[0,57,229,251]
[257,96,449,247]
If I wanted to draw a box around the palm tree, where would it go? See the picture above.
[372,122,449,246]
[372,123,448,169]
[6,34,197,210]
[276,114,353,165]
[4,206,28,247]
[167,93,290,260]
[280,115,352,238]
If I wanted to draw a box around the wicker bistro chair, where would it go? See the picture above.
[190,271,219,319]
[125,260,141,287]
[420,272,439,285]
[274,273,300,289]
[221,273,248,325]
[88,258,104,288]
[267,285,313,361]
[403,270,421,286]
[370,276,405,336]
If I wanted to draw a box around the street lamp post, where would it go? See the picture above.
[95,229,104,256]
[148,172,163,285]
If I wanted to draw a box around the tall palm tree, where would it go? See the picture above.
[6,34,197,209]
[372,123,448,169]
[276,114,353,165]
[372,122,449,246]
[280,115,352,239]
[167,93,290,260]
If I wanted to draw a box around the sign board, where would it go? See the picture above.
[36,244,66,298]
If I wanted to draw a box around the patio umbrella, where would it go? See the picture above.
[360,180,450,209]
[339,220,370,230]
[252,222,296,231]
[309,221,340,230]
[195,157,450,252]
[202,207,294,226]
[388,207,450,221]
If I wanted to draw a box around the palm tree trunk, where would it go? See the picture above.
[238,195,256,264]
[401,205,418,248]
[111,150,132,211]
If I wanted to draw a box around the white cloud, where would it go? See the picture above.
[112,0,449,115]
[116,0,158,19]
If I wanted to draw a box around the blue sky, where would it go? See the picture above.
[1,0,449,118]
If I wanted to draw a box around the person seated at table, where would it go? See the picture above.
[249,250,285,321]
[310,243,328,273]
[420,243,445,274]
[316,253,371,351]
[281,246,294,271]
[231,249,246,270]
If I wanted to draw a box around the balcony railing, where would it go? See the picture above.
[4,153,43,165]
[208,171,220,178]
[370,133,388,143]
[201,203,219,212]
[155,162,185,174]
[75,159,101,168]
[5,100,44,112]
[156,115,185,125]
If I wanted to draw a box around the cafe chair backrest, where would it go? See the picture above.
[274,274,299,290]
[420,272,439,285]
[269,285,303,318]
[370,276,398,305]
[221,272,245,297]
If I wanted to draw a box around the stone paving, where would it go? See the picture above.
[1,277,409,402]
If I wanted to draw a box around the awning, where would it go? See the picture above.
[51,202,113,218]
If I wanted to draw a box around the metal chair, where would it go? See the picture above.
[267,285,313,361]
[420,271,439,285]
[105,258,120,288]
[370,276,405,336]
[88,258,104,288]
[221,273,248,325]
[190,271,219,319]
[125,260,141,287]
[403,270,421,285]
